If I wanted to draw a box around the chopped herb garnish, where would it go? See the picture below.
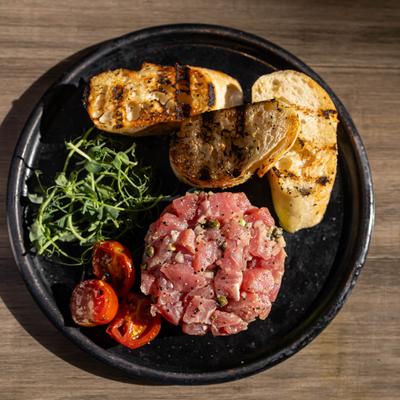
[140,263,148,271]
[217,295,228,307]
[238,218,247,227]
[203,219,220,229]
[145,245,155,257]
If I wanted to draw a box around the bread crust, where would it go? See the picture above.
[252,70,338,232]
[169,100,300,189]
[86,63,243,136]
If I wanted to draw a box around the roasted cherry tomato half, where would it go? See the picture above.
[70,279,118,327]
[106,293,161,349]
[92,240,135,297]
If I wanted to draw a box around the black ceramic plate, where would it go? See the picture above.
[7,24,374,385]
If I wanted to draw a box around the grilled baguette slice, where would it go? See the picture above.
[169,100,300,189]
[252,70,338,232]
[86,62,243,136]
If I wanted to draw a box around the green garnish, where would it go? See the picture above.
[203,219,220,229]
[238,218,247,227]
[145,245,155,257]
[28,128,169,265]
[140,263,148,271]
[217,295,228,307]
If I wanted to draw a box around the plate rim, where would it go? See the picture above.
[6,23,375,385]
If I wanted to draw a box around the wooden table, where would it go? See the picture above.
[1,1,399,398]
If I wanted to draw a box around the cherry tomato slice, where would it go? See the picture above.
[70,279,118,327]
[106,293,161,349]
[92,240,135,297]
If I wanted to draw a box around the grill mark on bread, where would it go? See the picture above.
[297,187,311,196]
[114,112,124,129]
[208,83,215,107]
[276,172,333,183]
[202,110,214,125]
[232,168,241,178]
[175,63,192,119]
[200,111,216,144]
[272,167,281,177]
[231,143,246,163]
[268,99,338,123]
[158,74,172,86]
[235,105,246,137]
[199,166,211,181]
[112,85,124,101]
[321,109,337,119]
[315,176,329,185]
[112,85,125,129]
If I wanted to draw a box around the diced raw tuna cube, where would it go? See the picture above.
[214,269,243,301]
[182,296,216,324]
[241,268,275,295]
[210,310,248,336]
[161,263,206,293]
[176,229,196,254]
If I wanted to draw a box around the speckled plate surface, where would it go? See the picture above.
[7,24,374,384]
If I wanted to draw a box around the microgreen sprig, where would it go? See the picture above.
[28,128,169,265]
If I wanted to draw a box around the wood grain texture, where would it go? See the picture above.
[0,0,399,399]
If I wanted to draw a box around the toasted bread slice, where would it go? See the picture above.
[86,62,243,136]
[252,70,338,232]
[169,100,300,189]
